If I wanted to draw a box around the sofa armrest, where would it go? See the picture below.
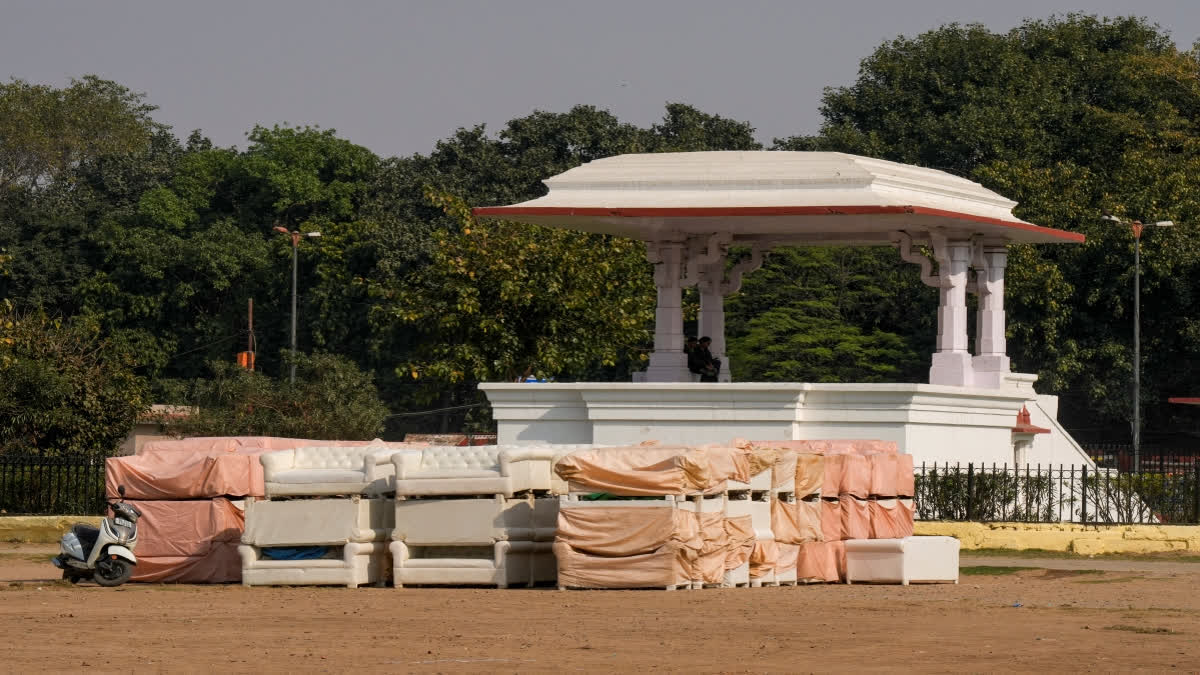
[498,447,556,476]
[390,450,423,480]
[259,450,295,480]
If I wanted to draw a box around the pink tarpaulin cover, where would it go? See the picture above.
[839,495,871,540]
[869,498,915,539]
[797,541,845,582]
[109,437,421,499]
[821,498,843,542]
[554,445,750,496]
[128,499,244,583]
[746,440,898,456]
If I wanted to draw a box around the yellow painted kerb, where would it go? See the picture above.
[916,521,1200,554]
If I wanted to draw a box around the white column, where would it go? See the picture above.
[972,247,1010,388]
[929,238,974,387]
[643,240,689,382]
[697,262,730,382]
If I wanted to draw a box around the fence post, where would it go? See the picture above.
[966,463,975,521]
[1193,463,1200,525]
[1080,465,1088,525]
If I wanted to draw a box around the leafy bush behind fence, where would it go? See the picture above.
[915,463,1200,525]
[0,455,107,516]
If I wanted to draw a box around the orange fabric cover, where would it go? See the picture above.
[554,445,746,496]
[128,499,244,558]
[746,439,897,456]
[869,498,916,539]
[841,454,870,497]
[822,455,846,497]
[749,539,777,578]
[797,541,845,582]
[555,506,699,557]
[868,453,898,496]
[775,542,800,573]
[694,512,729,584]
[131,541,242,584]
[724,515,755,571]
[553,541,693,589]
[771,498,822,544]
[896,454,915,496]
[795,453,823,497]
[839,495,871,540]
[772,449,798,489]
[821,498,844,542]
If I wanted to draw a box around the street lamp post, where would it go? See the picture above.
[1101,214,1173,472]
[273,226,321,384]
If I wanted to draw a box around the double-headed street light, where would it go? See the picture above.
[1100,213,1173,472]
[273,226,321,384]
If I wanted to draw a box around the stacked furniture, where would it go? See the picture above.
[105,436,416,583]
[240,443,418,588]
[746,440,917,583]
[552,445,754,590]
[388,445,562,588]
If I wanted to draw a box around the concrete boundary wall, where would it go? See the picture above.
[915,521,1200,555]
[1,516,103,544]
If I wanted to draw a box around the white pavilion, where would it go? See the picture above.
[472,152,1093,467]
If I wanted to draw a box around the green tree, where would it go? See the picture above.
[0,305,149,456]
[382,190,654,398]
[0,76,161,190]
[166,352,388,440]
[779,14,1200,434]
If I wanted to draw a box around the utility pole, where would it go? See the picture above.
[1102,214,1172,473]
[273,226,321,385]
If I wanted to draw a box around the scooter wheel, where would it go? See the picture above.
[94,557,133,587]
[61,570,81,584]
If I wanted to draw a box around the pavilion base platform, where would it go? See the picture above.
[481,379,1093,467]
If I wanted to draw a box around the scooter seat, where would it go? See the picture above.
[71,524,99,557]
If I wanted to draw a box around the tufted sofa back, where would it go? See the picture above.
[292,446,374,471]
[418,446,501,472]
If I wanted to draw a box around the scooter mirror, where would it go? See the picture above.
[118,485,126,498]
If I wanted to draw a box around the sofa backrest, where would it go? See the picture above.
[417,446,501,472]
[291,445,375,471]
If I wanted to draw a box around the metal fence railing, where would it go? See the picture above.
[915,462,1200,525]
[0,455,108,516]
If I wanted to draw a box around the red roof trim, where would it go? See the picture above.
[471,205,1085,243]
[1168,397,1200,405]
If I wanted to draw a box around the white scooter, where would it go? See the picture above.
[52,485,141,586]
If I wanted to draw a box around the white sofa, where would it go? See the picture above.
[261,445,408,498]
[389,495,559,588]
[844,536,960,585]
[239,496,392,588]
[391,445,559,497]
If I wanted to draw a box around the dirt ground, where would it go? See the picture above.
[3,544,1200,673]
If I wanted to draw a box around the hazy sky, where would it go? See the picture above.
[4,1,1199,158]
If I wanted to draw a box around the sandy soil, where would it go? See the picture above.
[3,546,1200,673]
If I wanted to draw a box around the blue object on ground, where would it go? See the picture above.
[262,546,328,560]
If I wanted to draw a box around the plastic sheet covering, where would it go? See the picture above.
[821,498,844,542]
[126,498,245,584]
[555,506,699,557]
[749,539,777,579]
[554,540,693,589]
[869,498,915,539]
[694,511,729,584]
[822,455,846,498]
[794,453,823,497]
[128,499,244,558]
[840,454,870,498]
[745,439,898,456]
[131,541,242,584]
[724,515,755,571]
[896,454,916,497]
[868,453,898,497]
[775,542,800,574]
[554,445,746,496]
[745,446,779,480]
[839,495,871,540]
[772,449,798,490]
[797,541,845,582]
[771,498,822,544]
